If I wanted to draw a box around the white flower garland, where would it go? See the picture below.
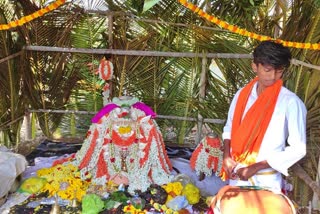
[194,137,223,177]
[74,103,173,194]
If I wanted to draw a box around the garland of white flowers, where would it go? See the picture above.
[194,137,223,177]
[74,103,173,194]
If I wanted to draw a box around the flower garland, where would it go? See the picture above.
[177,0,320,50]
[107,141,140,173]
[0,0,66,30]
[190,136,223,177]
[97,57,113,81]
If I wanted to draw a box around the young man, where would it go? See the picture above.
[221,40,307,191]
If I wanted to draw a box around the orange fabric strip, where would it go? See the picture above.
[231,77,282,164]
[220,77,282,180]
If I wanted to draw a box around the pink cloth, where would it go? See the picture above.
[91,102,157,123]
[132,102,156,118]
[91,103,119,123]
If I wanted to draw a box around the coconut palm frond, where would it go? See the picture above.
[0,1,28,144]
[19,2,83,136]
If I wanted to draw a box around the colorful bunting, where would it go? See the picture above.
[0,0,66,30]
[178,0,320,50]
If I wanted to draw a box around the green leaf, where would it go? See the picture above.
[105,200,120,210]
[82,194,105,214]
[142,0,160,13]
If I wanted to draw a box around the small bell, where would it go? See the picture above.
[71,190,79,208]
[50,194,60,214]
[71,197,79,208]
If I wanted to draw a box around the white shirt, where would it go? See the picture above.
[222,82,307,190]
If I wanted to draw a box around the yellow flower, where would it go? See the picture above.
[163,182,183,196]
[163,183,173,193]
[123,204,146,213]
[172,182,183,195]
[118,126,132,134]
[36,163,89,201]
[182,183,200,205]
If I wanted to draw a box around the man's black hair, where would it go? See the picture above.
[104,54,112,60]
[253,40,292,69]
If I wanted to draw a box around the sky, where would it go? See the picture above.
[45,0,109,11]
[72,0,109,11]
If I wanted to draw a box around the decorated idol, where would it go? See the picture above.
[74,61,173,193]
[74,96,173,193]
[190,133,223,177]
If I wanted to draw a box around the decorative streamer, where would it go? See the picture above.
[0,0,66,30]
[177,0,320,50]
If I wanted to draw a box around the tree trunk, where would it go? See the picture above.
[291,163,320,199]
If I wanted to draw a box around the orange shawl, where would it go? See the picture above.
[222,77,282,179]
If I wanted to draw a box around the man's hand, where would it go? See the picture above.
[222,156,238,178]
[222,139,238,178]
[236,161,271,180]
[236,165,258,180]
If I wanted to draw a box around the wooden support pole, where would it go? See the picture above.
[27,109,225,124]
[23,46,320,71]
[108,14,114,48]
[24,110,32,141]
[24,45,252,59]
[0,51,23,64]
[196,53,208,144]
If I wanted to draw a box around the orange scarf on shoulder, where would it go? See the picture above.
[221,77,282,180]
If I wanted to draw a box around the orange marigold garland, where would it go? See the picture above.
[0,0,66,30]
[177,0,320,50]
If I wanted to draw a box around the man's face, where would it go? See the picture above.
[252,63,284,88]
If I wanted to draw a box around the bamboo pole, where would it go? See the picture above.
[27,109,97,115]
[196,53,207,143]
[108,14,114,48]
[27,109,225,124]
[24,111,32,141]
[85,10,228,33]
[0,116,24,130]
[24,45,252,59]
[23,46,320,71]
[291,59,320,71]
[0,51,23,64]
